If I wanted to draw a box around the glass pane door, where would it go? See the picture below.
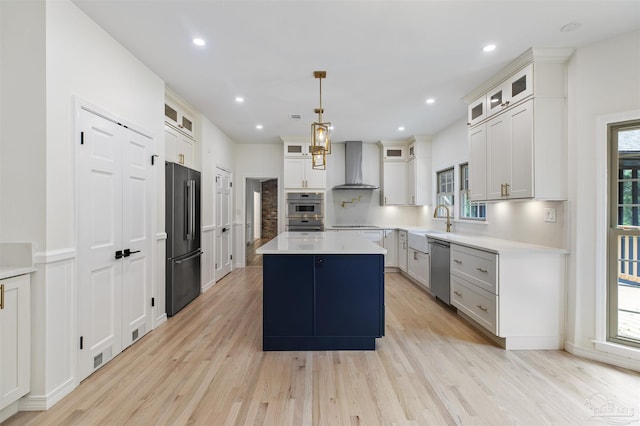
[608,121,640,346]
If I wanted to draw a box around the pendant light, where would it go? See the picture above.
[311,71,331,170]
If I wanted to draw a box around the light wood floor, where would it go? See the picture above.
[246,238,270,267]
[6,268,640,425]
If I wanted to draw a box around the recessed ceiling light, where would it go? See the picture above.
[256,124,263,130]
[426,98,435,105]
[483,44,496,53]
[235,96,244,103]
[398,126,405,132]
[193,38,206,47]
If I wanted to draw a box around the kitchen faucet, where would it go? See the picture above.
[433,204,452,232]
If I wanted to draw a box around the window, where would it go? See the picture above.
[460,164,486,220]
[608,120,640,348]
[435,168,454,217]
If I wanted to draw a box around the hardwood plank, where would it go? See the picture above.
[6,267,639,425]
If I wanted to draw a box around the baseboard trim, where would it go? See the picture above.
[202,279,217,293]
[34,248,76,264]
[565,341,640,372]
[19,378,76,411]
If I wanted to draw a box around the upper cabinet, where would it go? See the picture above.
[464,48,574,202]
[378,138,432,206]
[282,137,326,189]
[164,91,199,169]
[164,97,196,139]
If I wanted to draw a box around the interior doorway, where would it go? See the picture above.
[245,178,278,266]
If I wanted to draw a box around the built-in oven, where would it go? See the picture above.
[286,192,324,231]
[286,192,324,218]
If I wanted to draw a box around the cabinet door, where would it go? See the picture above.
[486,114,511,200]
[284,158,305,188]
[263,255,315,336]
[383,230,397,267]
[507,64,533,106]
[468,95,486,126]
[508,100,534,199]
[315,255,383,337]
[0,275,30,411]
[284,141,310,157]
[382,161,407,205]
[468,124,487,201]
[407,159,416,205]
[408,249,429,289]
[305,162,326,189]
[486,83,509,118]
[398,232,408,272]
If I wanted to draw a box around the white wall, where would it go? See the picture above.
[8,0,167,410]
[565,30,640,367]
[0,0,46,248]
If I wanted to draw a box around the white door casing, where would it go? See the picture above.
[216,168,232,281]
[77,107,153,382]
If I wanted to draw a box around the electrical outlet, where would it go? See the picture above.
[544,207,557,223]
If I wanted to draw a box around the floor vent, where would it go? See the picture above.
[132,328,139,341]
[93,353,103,369]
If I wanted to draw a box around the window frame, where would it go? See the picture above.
[459,163,486,221]
[435,167,455,218]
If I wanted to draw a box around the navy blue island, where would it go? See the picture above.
[256,232,386,351]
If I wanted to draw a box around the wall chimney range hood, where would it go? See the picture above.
[332,141,379,190]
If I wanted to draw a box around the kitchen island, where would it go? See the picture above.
[256,232,386,351]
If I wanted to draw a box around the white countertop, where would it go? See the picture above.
[256,232,387,255]
[422,231,567,255]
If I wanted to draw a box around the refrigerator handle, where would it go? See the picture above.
[186,180,194,240]
[190,179,196,239]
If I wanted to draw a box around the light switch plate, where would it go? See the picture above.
[544,207,557,223]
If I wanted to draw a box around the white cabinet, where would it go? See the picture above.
[397,230,408,272]
[165,98,195,138]
[383,229,397,267]
[407,248,429,290]
[284,140,315,157]
[381,161,407,205]
[165,125,195,168]
[0,274,30,413]
[284,158,326,189]
[450,243,566,350]
[379,139,431,206]
[468,124,487,201]
[465,49,572,201]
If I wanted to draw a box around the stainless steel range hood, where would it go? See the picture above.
[332,141,379,190]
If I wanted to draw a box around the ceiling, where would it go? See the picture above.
[71,0,640,145]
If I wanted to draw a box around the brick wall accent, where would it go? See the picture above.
[261,179,278,239]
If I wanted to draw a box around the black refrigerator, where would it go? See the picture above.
[166,162,202,316]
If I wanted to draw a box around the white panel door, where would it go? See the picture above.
[469,124,487,201]
[121,129,153,349]
[78,109,123,381]
[216,168,232,281]
[508,100,534,199]
[78,108,153,382]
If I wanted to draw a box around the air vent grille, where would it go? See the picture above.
[289,114,302,120]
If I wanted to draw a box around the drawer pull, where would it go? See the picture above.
[476,304,488,312]
[453,259,462,264]
[454,291,462,297]
[0,284,4,310]
[476,267,488,273]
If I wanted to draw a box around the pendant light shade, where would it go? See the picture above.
[311,145,326,170]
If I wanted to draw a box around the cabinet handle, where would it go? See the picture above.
[414,251,418,260]
[402,242,406,249]
[476,304,488,312]
[476,267,488,273]
[384,196,387,204]
[454,290,462,297]
[0,284,4,310]
[504,183,510,196]
[453,259,462,264]
[500,183,505,197]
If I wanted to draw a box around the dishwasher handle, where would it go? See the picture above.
[429,239,450,248]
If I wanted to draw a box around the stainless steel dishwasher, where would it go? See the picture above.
[429,238,451,305]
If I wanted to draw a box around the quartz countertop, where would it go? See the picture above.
[256,232,387,255]
[422,231,567,255]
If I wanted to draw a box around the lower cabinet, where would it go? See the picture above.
[263,254,384,350]
[398,231,408,272]
[407,248,429,290]
[450,243,565,350]
[0,274,30,417]
[383,229,397,267]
